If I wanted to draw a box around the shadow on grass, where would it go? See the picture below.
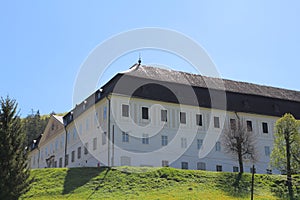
[62,167,107,195]
[268,174,300,200]
[216,172,251,198]
[87,167,111,200]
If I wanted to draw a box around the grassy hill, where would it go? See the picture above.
[21,167,300,200]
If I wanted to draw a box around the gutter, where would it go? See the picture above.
[106,95,111,167]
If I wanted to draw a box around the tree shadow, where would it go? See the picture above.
[269,174,300,200]
[87,167,111,199]
[62,167,107,195]
[216,172,251,198]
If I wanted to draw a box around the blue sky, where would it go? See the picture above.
[1,1,300,116]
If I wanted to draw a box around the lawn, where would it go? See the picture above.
[21,166,300,199]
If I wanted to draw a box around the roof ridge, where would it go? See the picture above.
[124,65,300,102]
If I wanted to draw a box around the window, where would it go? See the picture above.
[67,132,70,144]
[161,109,167,122]
[180,112,186,124]
[54,161,57,168]
[215,141,221,151]
[197,139,203,149]
[246,120,253,132]
[84,143,88,155]
[142,134,149,144]
[86,118,89,131]
[65,154,69,166]
[71,151,75,162]
[102,132,107,145]
[264,146,270,156]
[93,138,97,150]
[181,137,187,148]
[122,132,129,143]
[161,135,168,146]
[233,166,239,172]
[103,106,107,119]
[196,114,202,126]
[266,169,272,174]
[197,162,206,170]
[122,104,129,117]
[262,122,268,133]
[162,160,169,167]
[230,119,236,130]
[73,128,77,141]
[94,112,98,126]
[181,162,188,169]
[216,165,223,172]
[60,135,64,149]
[77,147,81,159]
[59,157,62,168]
[214,117,220,128]
[142,107,149,119]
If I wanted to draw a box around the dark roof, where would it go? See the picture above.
[64,63,300,126]
[124,64,300,103]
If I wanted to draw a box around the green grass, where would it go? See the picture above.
[21,167,300,200]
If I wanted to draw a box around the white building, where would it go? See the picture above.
[29,64,300,174]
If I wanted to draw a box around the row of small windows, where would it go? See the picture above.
[121,104,269,133]
[164,161,271,173]
[121,133,219,151]
[65,143,91,166]
[121,132,271,156]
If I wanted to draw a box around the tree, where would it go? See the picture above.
[271,113,300,200]
[221,115,257,173]
[22,109,49,146]
[0,96,31,199]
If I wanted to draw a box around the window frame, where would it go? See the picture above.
[71,151,75,163]
[161,109,168,122]
[262,122,268,133]
[181,162,189,169]
[122,104,129,117]
[215,141,221,151]
[216,165,223,172]
[196,114,203,126]
[161,135,168,146]
[197,162,206,170]
[180,112,186,124]
[162,160,169,167]
[214,116,220,128]
[142,107,149,120]
[197,139,203,150]
[77,147,81,159]
[122,132,129,143]
[246,120,253,132]
[142,133,149,144]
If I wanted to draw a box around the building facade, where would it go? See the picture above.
[29,64,300,174]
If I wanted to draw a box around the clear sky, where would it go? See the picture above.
[1,1,300,116]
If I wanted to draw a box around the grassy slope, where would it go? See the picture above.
[21,167,300,200]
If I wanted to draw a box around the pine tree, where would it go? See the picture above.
[0,96,31,199]
[23,110,49,146]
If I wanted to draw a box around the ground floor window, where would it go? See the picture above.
[162,160,169,167]
[216,165,222,172]
[197,162,206,170]
[233,166,239,172]
[181,162,188,169]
